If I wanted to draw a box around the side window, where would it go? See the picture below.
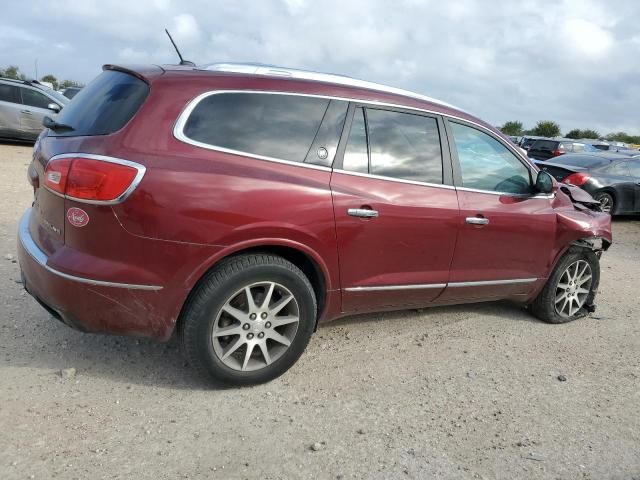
[573,143,585,153]
[183,93,330,163]
[606,162,630,176]
[21,88,53,109]
[342,107,368,173]
[367,109,443,184]
[450,122,532,194]
[0,84,20,104]
[627,160,640,178]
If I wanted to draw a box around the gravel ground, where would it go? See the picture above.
[1,143,639,480]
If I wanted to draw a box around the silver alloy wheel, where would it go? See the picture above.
[598,195,612,214]
[555,259,593,318]
[211,281,300,372]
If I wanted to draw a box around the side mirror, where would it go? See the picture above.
[535,170,554,194]
[47,103,61,113]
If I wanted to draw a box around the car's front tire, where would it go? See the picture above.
[530,247,600,324]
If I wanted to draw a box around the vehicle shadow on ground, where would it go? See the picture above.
[326,300,537,329]
[6,278,537,391]
[0,139,34,147]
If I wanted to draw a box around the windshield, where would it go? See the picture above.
[46,88,70,105]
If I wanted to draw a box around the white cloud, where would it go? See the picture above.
[0,0,638,134]
[561,18,613,58]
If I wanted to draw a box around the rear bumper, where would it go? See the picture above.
[18,208,174,340]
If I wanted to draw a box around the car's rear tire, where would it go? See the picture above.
[180,253,317,386]
[530,247,600,324]
[594,191,614,214]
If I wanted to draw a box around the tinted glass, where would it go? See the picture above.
[342,107,368,173]
[555,155,610,169]
[45,89,69,105]
[627,160,640,177]
[304,99,348,166]
[21,88,51,109]
[367,109,442,184]
[51,70,149,137]
[606,161,630,176]
[531,140,559,151]
[451,122,532,194]
[184,93,330,163]
[0,84,19,103]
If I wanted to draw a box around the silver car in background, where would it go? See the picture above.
[0,78,69,142]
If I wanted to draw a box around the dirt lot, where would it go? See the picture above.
[0,143,638,480]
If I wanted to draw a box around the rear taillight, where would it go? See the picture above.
[552,149,564,157]
[44,157,72,195]
[43,155,145,203]
[562,172,591,186]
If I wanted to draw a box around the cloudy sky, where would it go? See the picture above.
[1,0,638,135]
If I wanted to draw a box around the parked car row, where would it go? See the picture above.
[0,77,69,142]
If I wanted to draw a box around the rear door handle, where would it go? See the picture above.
[466,216,489,225]
[348,208,379,218]
[20,110,32,115]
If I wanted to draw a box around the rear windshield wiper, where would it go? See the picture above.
[43,116,74,132]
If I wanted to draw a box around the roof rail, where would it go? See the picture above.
[0,77,46,87]
[198,62,462,111]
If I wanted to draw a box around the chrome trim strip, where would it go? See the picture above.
[18,209,162,291]
[456,186,555,199]
[43,153,147,205]
[448,278,537,288]
[344,278,538,292]
[172,90,531,173]
[345,283,446,292]
[332,168,456,190]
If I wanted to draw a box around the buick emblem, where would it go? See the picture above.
[67,207,90,227]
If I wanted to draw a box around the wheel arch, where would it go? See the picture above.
[175,240,331,337]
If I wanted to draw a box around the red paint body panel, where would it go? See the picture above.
[330,171,458,310]
[18,65,612,340]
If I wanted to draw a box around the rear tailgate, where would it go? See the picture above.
[29,135,66,256]
[26,66,154,256]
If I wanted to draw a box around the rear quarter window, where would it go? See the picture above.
[182,92,331,163]
[0,84,19,104]
[50,70,149,137]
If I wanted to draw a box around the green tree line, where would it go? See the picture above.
[499,120,640,145]
[1,65,84,91]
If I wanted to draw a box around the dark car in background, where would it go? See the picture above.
[527,139,598,161]
[519,136,542,151]
[534,153,640,214]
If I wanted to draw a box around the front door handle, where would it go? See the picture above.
[20,110,32,115]
[466,216,489,226]
[348,208,379,218]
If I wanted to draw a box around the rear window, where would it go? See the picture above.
[531,140,559,151]
[50,70,149,137]
[182,92,331,163]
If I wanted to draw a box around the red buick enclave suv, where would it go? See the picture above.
[18,63,612,385]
